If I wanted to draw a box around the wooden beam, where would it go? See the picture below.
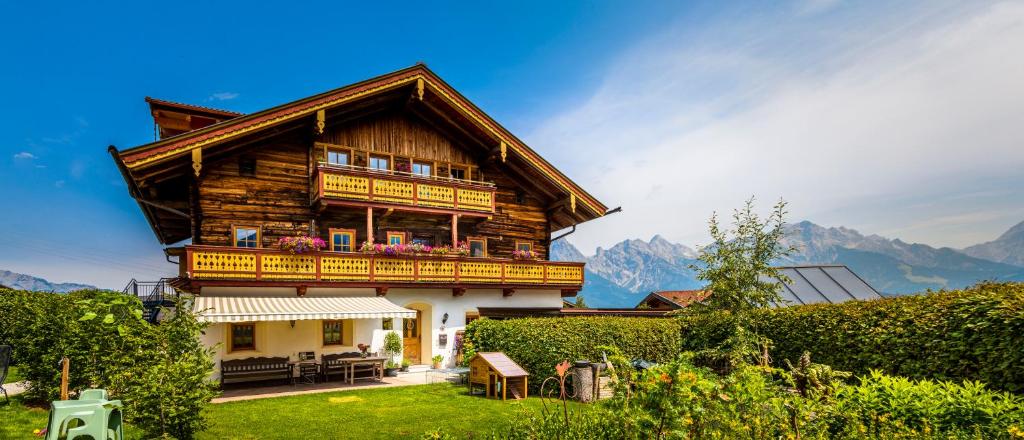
[366,207,374,244]
[315,109,326,135]
[296,286,307,297]
[451,214,459,245]
[502,288,515,297]
[452,288,466,297]
[191,148,202,177]
[375,286,388,297]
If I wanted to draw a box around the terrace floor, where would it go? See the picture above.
[214,369,438,403]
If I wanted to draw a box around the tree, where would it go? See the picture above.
[686,197,793,369]
[574,295,588,308]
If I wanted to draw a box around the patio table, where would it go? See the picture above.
[339,357,386,384]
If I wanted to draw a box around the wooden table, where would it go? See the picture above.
[340,357,386,384]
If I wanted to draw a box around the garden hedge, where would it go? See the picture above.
[680,282,1024,392]
[464,316,682,389]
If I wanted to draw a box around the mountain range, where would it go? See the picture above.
[554,220,1024,308]
[0,269,96,293]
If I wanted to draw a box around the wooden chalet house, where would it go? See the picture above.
[110,65,608,373]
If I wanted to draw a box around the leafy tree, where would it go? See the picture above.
[685,197,794,370]
[574,295,588,308]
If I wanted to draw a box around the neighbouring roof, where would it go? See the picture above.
[473,352,529,377]
[192,295,416,323]
[635,289,708,309]
[145,97,245,118]
[636,265,882,310]
[770,265,883,306]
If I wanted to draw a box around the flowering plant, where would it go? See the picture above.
[452,241,470,257]
[512,249,538,260]
[277,235,326,254]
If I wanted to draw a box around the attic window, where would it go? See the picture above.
[239,156,256,176]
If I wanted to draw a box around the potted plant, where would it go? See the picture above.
[400,359,411,372]
[357,343,370,358]
[431,354,444,369]
[277,234,326,254]
[382,331,402,376]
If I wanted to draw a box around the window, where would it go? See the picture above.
[404,316,418,338]
[233,226,260,248]
[468,237,487,257]
[323,320,343,346]
[387,231,405,246]
[327,149,350,166]
[411,161,432,177]
[382,318,394,330]
[230,323,255,351]
[449,167,466,180]
[330,229,355,252]
[515,241,533,252]
[369,155,390,171]
[466,311,480,325]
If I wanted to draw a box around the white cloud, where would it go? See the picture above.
[54,180,65,188]
[531,1,1024,253]
[208,92,239,101]
[13,151,36,160]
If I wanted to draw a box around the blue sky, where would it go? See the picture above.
[2,1,1022,288]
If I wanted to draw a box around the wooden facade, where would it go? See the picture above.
[111,65,607,295]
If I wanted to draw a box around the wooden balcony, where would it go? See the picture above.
[312,165,496,216]
[181,246,584,293]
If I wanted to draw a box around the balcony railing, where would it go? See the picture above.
[183,245,584,288]
[313,165,496,215]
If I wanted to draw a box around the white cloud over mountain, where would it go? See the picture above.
[530,1,1024,254]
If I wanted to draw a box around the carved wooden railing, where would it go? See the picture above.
[313,165,496,215]
[183,246,584,287]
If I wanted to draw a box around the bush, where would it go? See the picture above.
[679,282,1024,393]
[0,289,217,439]
[428,357,1024,439]
[464,317,682,388]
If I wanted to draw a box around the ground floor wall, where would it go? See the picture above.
[198,287,563,380]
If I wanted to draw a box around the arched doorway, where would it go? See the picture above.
[402,302,432,365]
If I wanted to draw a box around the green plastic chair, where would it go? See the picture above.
[45,389,123,440]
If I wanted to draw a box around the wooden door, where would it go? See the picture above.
[403,311,421,364]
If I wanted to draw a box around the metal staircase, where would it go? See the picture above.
[122,278,178,323]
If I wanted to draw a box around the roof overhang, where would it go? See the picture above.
[192,295,416,323]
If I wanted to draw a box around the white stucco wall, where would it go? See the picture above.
[198,287,562,379]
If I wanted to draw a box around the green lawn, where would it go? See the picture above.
[1,383,580,439]
[6,365,24,383]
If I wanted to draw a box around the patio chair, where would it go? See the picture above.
[0,344,11,402]
[295,363,319,385]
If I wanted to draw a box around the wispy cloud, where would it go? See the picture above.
[208,92,239,101]
[13,151,36,160]
[531,1,1024,252]
[54,180,65,188]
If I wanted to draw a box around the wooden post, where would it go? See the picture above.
[451,214,458,245]
[60,357,69,401]
[502,377,507,401]
[366,207,374,244]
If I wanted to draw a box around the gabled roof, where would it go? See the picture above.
[636,289,708,309]
[145,97,245,118]
[472,352,529,377]
[637,265,882,310]
[114,64,606,219]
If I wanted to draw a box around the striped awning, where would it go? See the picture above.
[192,296,417,323]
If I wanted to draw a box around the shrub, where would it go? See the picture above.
[679,282,1024,393]
[0,289,217,439]
[464,317,682,389]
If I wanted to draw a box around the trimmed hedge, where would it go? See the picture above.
[680,282,1024,392]
[464,316,682,388]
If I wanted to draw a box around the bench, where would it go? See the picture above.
[221,357,292,386]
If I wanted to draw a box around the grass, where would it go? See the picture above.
[5,365,24,383]
[0,383,582,439]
